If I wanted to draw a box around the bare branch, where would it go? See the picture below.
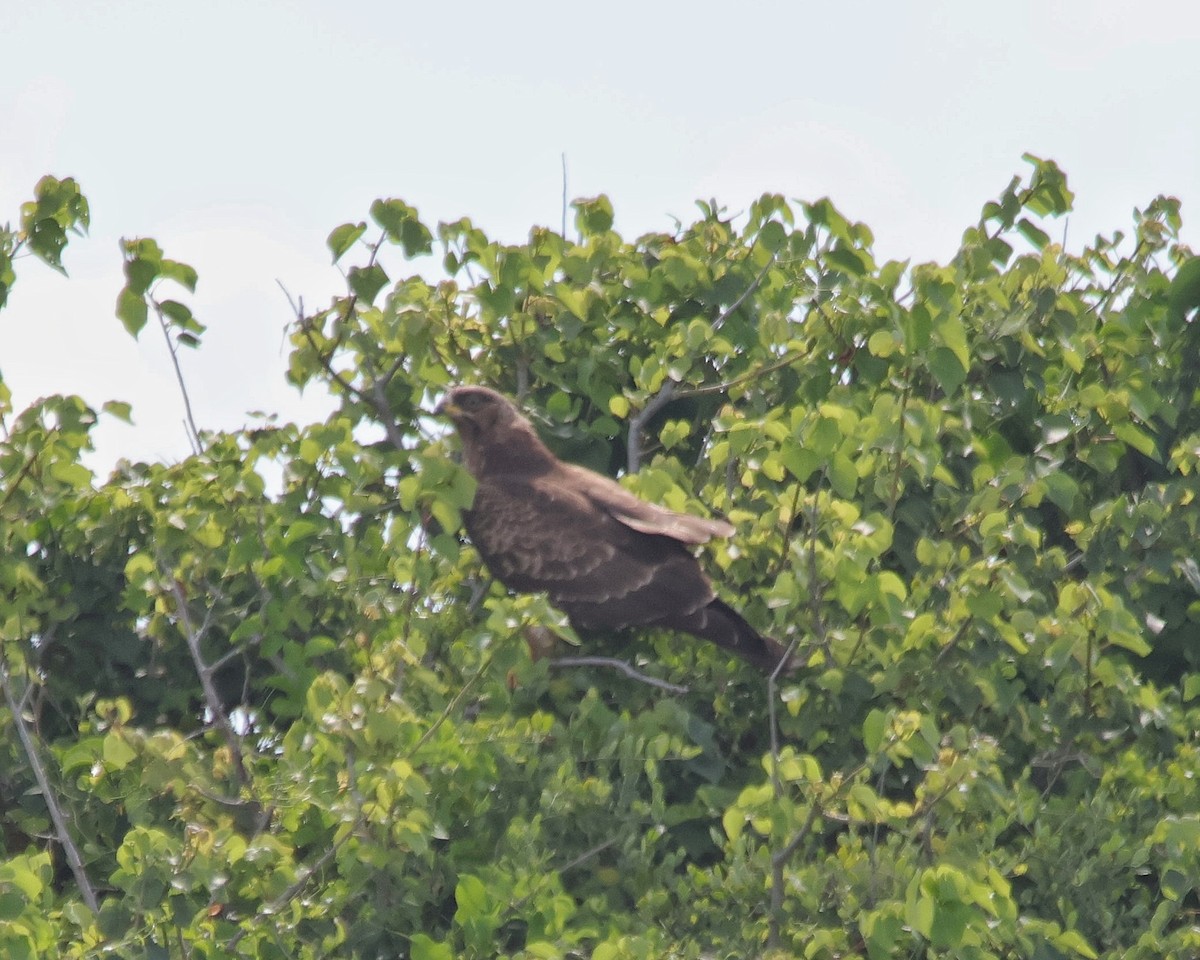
[0,659,100,913]
[167,576,251,788]
[676,348,809,402]
[549,656,689,694]
[369,380,410,453]
[767,800,821,950]
[626,380,675,474]
[154,300,203,456]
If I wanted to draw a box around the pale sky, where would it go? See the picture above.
[3,0,1198,472]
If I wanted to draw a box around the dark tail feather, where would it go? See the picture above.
[664,598,795,673]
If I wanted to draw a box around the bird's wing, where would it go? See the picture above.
[561,463,734,544]
[464,472,716,626]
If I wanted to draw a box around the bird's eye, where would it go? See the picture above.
[460,392,488,409]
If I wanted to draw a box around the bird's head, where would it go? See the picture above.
[436,385,551,475]
[436,385,518,437]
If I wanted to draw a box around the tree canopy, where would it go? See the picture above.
[2,157,1200,958]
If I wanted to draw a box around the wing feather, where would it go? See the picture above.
[561,463,734,544]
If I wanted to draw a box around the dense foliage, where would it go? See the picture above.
[2,158,1199,958]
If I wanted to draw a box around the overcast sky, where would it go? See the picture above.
[3,0,1198,472]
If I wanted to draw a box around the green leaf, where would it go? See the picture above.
[863,709,886,753]
[102,733,138,770]
[1017,217,1050,250]
[827,243,870,276]
[779,444,819,482]
[928,346,966,396]
[124,256,158,295]
[158,299,200,332]
[759,219,787,253]
[371,199,432,257]
[0,249,14,310]
[116,289,149,337]
[828,451,858,498]
[410,934,453,960]
[102,400,133,422]
[454,874,488,920]
[328,221,367,263]
[348,263,390,303]
[1043,471,1079,512]
[158,258,198,292]
[573,195,614,236]
[26,218,68,271]
[1113,421,1158,459]
[867,330,897,357]
[1167,256,1200,321]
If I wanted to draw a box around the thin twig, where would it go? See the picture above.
[0,660,100,912]
[404,632,517,760]
[625,254,792,473]
[0,442,43,512]
[767,481,805,582]
[154,300,202,455]
[675,348,809,401]
[887,373,912,520]
[227,825,354,950]
[508,837,620,914]
[767,801,821,950]
[167,576,251,788]
[712,252,777,332]
[549,656,689,694]
[370,380,409,452]
[561,153,568,240]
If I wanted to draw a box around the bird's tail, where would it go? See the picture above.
[666,599,796,673]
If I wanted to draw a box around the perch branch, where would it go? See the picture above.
[549,656,689,694]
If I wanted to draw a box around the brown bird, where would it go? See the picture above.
[436,385,792,672]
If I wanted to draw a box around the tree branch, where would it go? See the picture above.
[154,300,202,455]
[167,576,251,788]
[712,252,776,332]
[404,631,517,761]
[549,656,689,694]
[227,823,354,951]
[767,800,821,950]
[626,380,675,473]
[0,658,100,913]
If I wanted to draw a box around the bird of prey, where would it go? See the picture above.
[436,385,791,671]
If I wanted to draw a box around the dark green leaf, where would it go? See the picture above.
[928,346,966,396]
[371,199,432,257]
[573,195,614,236]
[124,257,158,296]
[1167,257,1200,321]
[1017,217,1051,250]
[348,263,389,303]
